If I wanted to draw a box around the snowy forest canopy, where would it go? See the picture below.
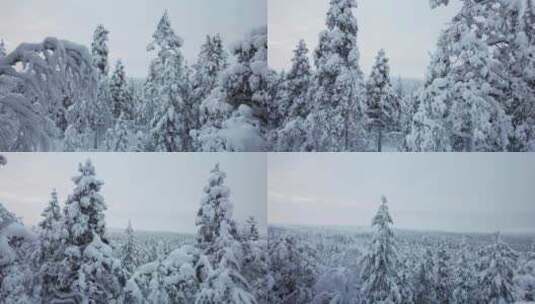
[269,196,535,304]
[0,11,270,152]
[270,0,535,152]
[1,0,534,151]
[0,158,267,303]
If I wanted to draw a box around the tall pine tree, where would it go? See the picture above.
[38,189,64,302]
[275,39,312,152]
[145,11,189,151]
[306,0,365,151]
[360,196,402,303]
[110,60,133,120]
[365,49,398,152]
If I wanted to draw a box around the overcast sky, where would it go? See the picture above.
[0,0,266,78]
[269,153,535,234]
[269,0,462,79]
[0,153,266,234]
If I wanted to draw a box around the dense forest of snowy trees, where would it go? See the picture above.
[268,196,535,304]
[2,0,534,151]
[0,157,267,303]
[270,0,535,151]
[0,11,270,152]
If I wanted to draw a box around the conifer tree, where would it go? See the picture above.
[366,49,398,152]
[91,24,110,77]
[268,236,316,304]
[477,232,518,303]
[193,34,228,123]
[38,189,64,301]
[282,39,312,120]
[408,0,518,152]
[360,196,402,303]
[276,40,312,152]
[195,165,256,304]
[195,163,236,255]
[306,0,365,151]
[58,159,125,302]
[90,24,113,149]
[413,248,436,304]
[110,60,133,120]
[434,243,453,304]
[122,220,137,276]
[191,27,271,152]
[195,220,256,304]
[105,113,131,152]
[451,239,476,304]
[245,216,260,241]
[145,11,189,151]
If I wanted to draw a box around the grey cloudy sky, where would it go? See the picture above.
[0,153,266,234]
[269,0,462,79]
[269,153,535,234]
[0,0,266,78]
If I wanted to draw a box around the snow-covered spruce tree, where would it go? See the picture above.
[451,239,476,304]
[92,24,110,77]
[284,39,312,120]
[433,243,453,304]
[192,34,229,129]
[306,0,365,151]
[144,11,191,151]
[365,49,399,152]
[411,22,511,151]
[275,39,312,152]
[195,219,257,304]
[121,220,137,276]
[90,24,114,149]
[476,232,518,304]
[38,189,65,301]
[194,164,258,303]
[487,0,535,151]
[268,236,317,304]
[58,159,125,303]
[244,216,260,241]
[240,217,268,302]
[110,60,133,120]
[360,196,401,304]
[413,248,436,304]
[406,32,452,152]
[191,27,271,152]
[195,163,237,255]
[409,0,535,152]
[104,113,131,152]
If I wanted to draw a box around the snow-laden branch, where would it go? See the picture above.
[0,37,98,151]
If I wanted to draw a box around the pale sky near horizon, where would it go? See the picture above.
[269,0,463,79]
[0,0,266,78]
[268,153,535,234]
[0,153,267,234]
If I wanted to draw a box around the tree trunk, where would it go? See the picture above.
[377,127,382,152]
